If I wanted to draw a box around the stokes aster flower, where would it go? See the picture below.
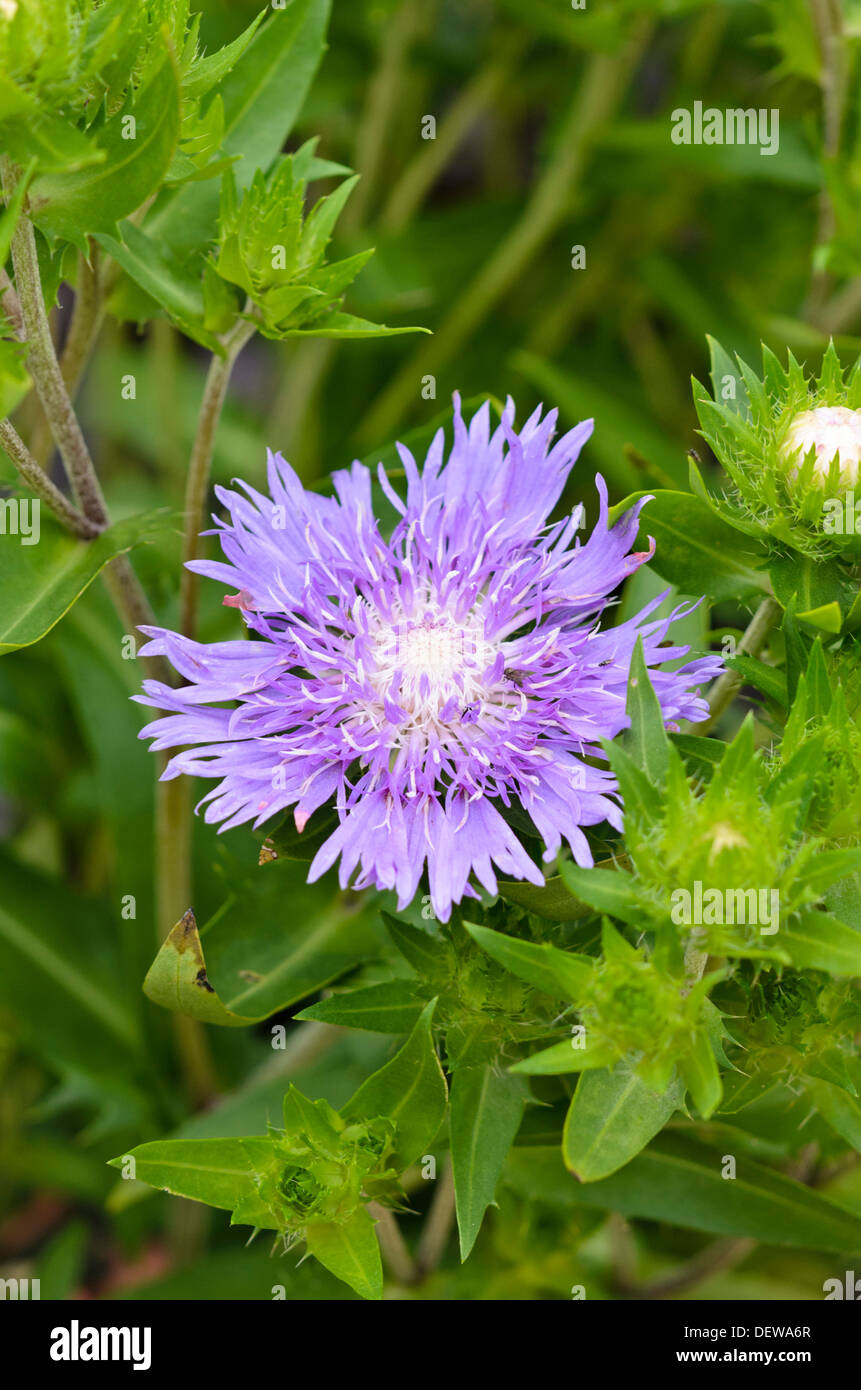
[136,397,721,921]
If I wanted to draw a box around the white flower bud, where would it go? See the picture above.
[783,406,861,486]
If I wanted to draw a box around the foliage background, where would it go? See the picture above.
[1,0,860,1301]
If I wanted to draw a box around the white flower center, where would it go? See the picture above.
[368,606,499,724]
[783,406,861,486]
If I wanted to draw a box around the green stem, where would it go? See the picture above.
[698,595,782,735]
[357,27,650,448]
[616,1236,756,1299]
[0,418,100,536]
[179,317,255,639]
[4,197,108,526]
[367,1202,417,1285]
[806,0,846,319]
[415,1157,455,1279]
[30,243,107,468]
[155,768,218,1106]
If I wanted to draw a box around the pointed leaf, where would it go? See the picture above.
[562,1065,682,1181]
[450,1064,528,1259]
[305,1209,382,1301]
[341,1001,447,1168]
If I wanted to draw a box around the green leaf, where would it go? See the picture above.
[0,511,167,655]
[295,980,424,1033]
[450,1063,528,1259]
[341,1001,447,1169]
[780,908,861,976]
[0,337,31,417]
[146,0,331,260]
[305,1209,382,1301]
[144,865,383,1025]
[723,654,787,707]
[0,155,35,266]
[107,1136,280,1223]
[679,1030,723,1119]
[464,922,593,1003]
[707,334,750,419]
[2,112,106,176]
[97,223,220,349]
[182,11,266,102]
[562,1065,682,1181]
[280,310,429,339]
[626,634,670,788]
[559,862,644,925]
[615,491,770,602]
[796,601,843,634]
[670,732,727,776]
[31,53,181,245]
[552,1133,861,1252]
[510,1036,617,1075]
[0,851,142,1082]
[806,1078,861,1150]
[496,874,593,922]
[143,909,259,1026]
[382,912,447,976]
[769,553,852,626]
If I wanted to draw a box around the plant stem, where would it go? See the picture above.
[6,200,108,527]
[155,768,217,1107]
[698,595,782,735]
[30,243,107,468]
[0,418,100,536]
[179,318,255,639]
[806,0,846,319]
[1,169,171,681]
[367,1202,417,1285]
[357,26,650,448]
[415,1157,455,1279]
[616,1235,756,1299]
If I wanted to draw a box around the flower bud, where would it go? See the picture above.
[783,406,861,486]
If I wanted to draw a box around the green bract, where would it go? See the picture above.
[694,338,861,558]
[2,0,861,1311]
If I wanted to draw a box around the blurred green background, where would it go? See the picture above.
[2,0,860,1300]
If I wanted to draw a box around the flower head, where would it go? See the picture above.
[694,340,861,555]
[137,396,720,921]
[782,406,861,487]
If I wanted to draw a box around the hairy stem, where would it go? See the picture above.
[0,418,100,536]
[30,244,107,468]
[698,595,783,735]
[179,318,255,639]
[5,202,108,525]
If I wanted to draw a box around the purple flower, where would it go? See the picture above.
[137,396,721,922]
